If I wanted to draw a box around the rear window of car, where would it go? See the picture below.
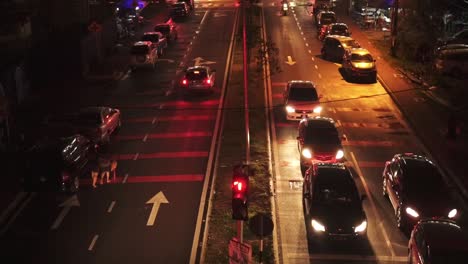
[172,3,186,9]
[304,127,340,145]
[330,25,348,34]
[154,26,169,34]
[186,69,208,80]
[342,39,360,48]
[141,34,159,43]
[321,13,336,22]
[403,161,445,193]
[289,87,318,101]
[351,53,373,62]
[131,45,150,55]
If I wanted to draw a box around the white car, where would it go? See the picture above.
[283,80,322,120]
[130,41,158,70]
[180,66,216,93]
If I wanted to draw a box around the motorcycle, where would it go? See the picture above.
[282,2,288,16]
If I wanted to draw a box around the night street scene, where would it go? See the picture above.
[2,0,468,263]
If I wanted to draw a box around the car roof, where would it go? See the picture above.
[418,220,468,251]
[314,165,355,187]
[326,35,355,42]
[348,48,371,55]
[143,31,162,36]
[288,80,316,88]
[133,41,152,47]
[329,23,348,28]
[301,116,335,128]
[155,23,170,27]
[187,66,209,71]
[395,153,435,165]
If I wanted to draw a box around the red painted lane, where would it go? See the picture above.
[276,122,298,128]
[355,161,386,168]
[111,151,209,160]
[125,115,215,123]
[272,82,287,87]
[115,132,212,141]
[80,174,203,185]
[273,92,283,99]
[342,141,400,147]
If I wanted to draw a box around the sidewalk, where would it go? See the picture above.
[333,5,468,207]
[0,3,170,227]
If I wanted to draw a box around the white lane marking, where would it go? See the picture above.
[301,31,304,35]
[152,117,157,124]
[303,37,306,41]
[0,192,27,224]
[308,50,311,53]
[143,134,148,142]
[318,73,322,79]
[133,153,139,160]
[0,192,36,235]
[305,43,309,47]
[350,152,396,257]
[88,235,99,251]
[159,104,164,109]
[314,65,318,69]
[122,173,129,184]
[107,201,116,213]
[311,57,315,61]
[335,119,341,127]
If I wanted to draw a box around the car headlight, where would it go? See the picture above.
[406,207,420,218]
[448,209,458,218]
[354,220,367,233]
[335,150,344,160]
[302,148,312,159]
[311,219,326,232]
[313,106,322,114]
[286,105,295,113]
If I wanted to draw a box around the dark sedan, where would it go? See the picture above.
[43,106,121,144]
[382,153,461,232]
[303,163,367,241]
[297,116,345,175]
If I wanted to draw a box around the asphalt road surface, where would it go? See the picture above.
[0,1,237,263]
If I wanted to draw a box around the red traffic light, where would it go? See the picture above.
[233,180,246,192]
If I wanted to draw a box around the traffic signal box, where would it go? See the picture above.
[232,164,249,221]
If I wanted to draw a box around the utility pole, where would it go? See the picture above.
[390,0,399,57]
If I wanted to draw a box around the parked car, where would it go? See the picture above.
[437,29,468,46]
[342,48,377,82]
[170,2,191,19]
[318,23,350,41]
[297,116,344,175]
[154,23,178,43]
[283,80,322,121]
[44,106,121,144]
[22,134,93,193]
[180,66,216,93]
[408,219,468,264]
[141,32,168,57]
[315,11,337,29]
[382,153,461,232]
[303,163,367,241]
[321,35,360,62]
[130,41,158,70]
[434,45,468,79]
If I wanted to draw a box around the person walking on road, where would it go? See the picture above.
[98,155,111,184]
[110,159,118,182]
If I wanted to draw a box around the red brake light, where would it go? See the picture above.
[182,79,187,85]
[233,181,244,191]
[205,79,211,84]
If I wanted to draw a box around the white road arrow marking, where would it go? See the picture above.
[146,192,169,226]
[51,195,80,230]
[158,59,175,63]
[193,57,217,66]
[285,56,296,65]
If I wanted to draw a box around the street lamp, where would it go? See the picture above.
[390,0,399,56]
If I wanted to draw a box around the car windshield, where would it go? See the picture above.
[304,127,340,145]
[186,69,208,80]
[289,87,318,101]
[141,34,159,43]
[321,14,336,23]
[172,3,185,9]
[351,53,373,62]
[131,45,149,55]
[330,25,348,34]
[342,39,360,48]
[403,160,446,194]
[314,185,359,205]
[155,26,169,34]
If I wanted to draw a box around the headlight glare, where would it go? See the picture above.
[313,106,323,114]
[448,209,458,218]
[302,148,312,159]
[406,207,420,218]
[286,105,295,113]
[354,220,367,233]
[335,150,344,159]
[311,219,326,232]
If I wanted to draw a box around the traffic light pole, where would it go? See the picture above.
[390,0,399,57]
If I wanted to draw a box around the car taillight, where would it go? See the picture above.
[205,79,211,84]
[182,79,188,85]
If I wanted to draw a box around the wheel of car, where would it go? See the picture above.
[382,177,388,197]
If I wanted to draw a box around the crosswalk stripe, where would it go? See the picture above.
[115,131,212,141]
[112,151,208,160]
